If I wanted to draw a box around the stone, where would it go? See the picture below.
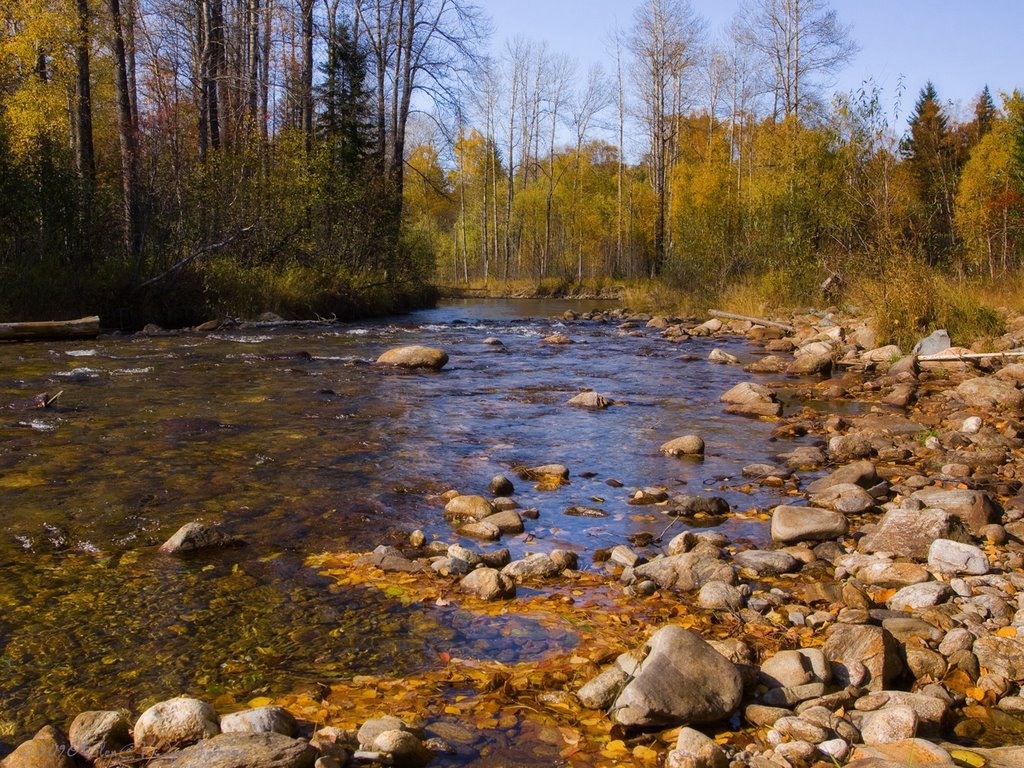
[823,625,901,691]
[666,727,729,768]
[502,553,561,582]
[2,726,76,768]
[773,716,829,744]
[910,488,998,534]
[786,352,833,376]
[734,550,800,576]
[160,733,316,768]
[927,539,989,575]
[567,391,612,409]
[859,507,954,559]
[550,549,577,571]
[456,521,501,541]
[578,666,630,710]
[160,521,244,554]
[719,382,782,417]
[220,706,298,737]
[633,554,734,592]
[668,495,730,516]
[521,463,570,480]
[68,710,130,760]
[913,329,951,357]
[810,483,875,514]
[771,505,848,544]
[818,739,851,763]
[376,346,448,370]
[862,345,903,363]
[854,691,949,731]
[708,349,739,365]
[611,625,742,728]
[356,718,409,750]
[443,494,495,522]
[760,649,831,689]
[759,683,828,708]
[660,435,705,457]
[610,545,641,567]
[459,568,515,600]
[488,475,514,497]
[886,582,950,611]
[372,730,432,767]
[480,510,524,534]
[849,739,954,766]
[973,635,1024,681]
[806,460,879,494]
[134,697,220,752]
[697,581,744,611]
[958,376,1024,410]
[543,332,573,344]
[854,560,931,588]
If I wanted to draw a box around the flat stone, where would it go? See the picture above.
[633,554,734,592]
[859,507,954,559]
[887,582,950,611]
[719,382,782,417]
[910,488,998,534]
[957,376,1024,410]
[927,539,989,575]
[502,553,561,582]
[159,732,316,768]
[811,483,876,514]
[376,346,448,370]
[806,460,879,494]
[480,510,525,534]
[771,505,848,544]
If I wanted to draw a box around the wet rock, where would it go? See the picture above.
[567,391,612,409]
[633,553,735,592]
[564,505,608,518]
[543,332,573,344]
[3,725,76,768]
[909,488,998,534]
[68,710,131,760]
[927,539,989,575]
[487,475,514,497]
[667,495,730,517]
[660,435,705,457]
[134,697,220,752]
[958,376,1024,410]
[823,625,901,691]
[719,382,782,418]
[550,549,578,571]
[372,730,433,767]
[771,505,848,544]
[787,351,833,376]
[697,581,745,611]
[520,463,569,480]
[480,510,524,534]
[577,665,629,710]
[631,487,669,504]
[502,553,561,582]
[376,346,449,370]
[734,550,800,577]
[220,706,298,737]
[810,483,876,514]
[859,507,955,559]
[457,521,501,541]
[443,495,495,522]
[610,625,743,728]
[459,568,515,601]
[610,544,642,567]
[666,727,729,768]
[160,521,244,554]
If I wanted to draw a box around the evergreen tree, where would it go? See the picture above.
[974,85,997,140]
[317,24,374,177]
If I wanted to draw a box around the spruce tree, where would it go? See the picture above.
[317,24,374,178]
[973,85,997,140]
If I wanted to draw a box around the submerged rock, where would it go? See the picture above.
[160,521,245,554]
[719,382,782,417]
[660,435,705,457]
[567,391,613,409]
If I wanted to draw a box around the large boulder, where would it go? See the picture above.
[160,522,244,554]
[957,376,1023,410]
[913,329,951,357]
[376,346,449,370]
[2,726,76,768]
[770,505,848,544]
[633,554,734,592]
[927,539,989,575]
[858,507,955,559]
[443,495,495,522]
[567,391,612,409]
[610,626,743,728]
[823,625,901,692]
[134,697,220,752]
[459,568,515,601]
[719,382,782,418]
[660,435,705,457]
[156,732,316,768]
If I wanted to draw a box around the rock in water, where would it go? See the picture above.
[134,696,220,752]
[459,568,515,600]
[610,625,742,728]
[69,710,131,760]
[660,435,705,457]
[160,521,244,554]
[719,382,782,417]
[3,725,77,768]
[163,732,316,768]
[376,346,449,370]
[567,391,612,409]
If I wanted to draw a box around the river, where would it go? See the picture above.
[0,299,815,741]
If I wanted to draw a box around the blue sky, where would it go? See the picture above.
[485,0,1023,120]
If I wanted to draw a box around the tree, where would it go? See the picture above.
[973,85,997,140]
[733,0,857,122]
[629,0,705,276]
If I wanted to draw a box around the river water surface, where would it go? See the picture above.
[0,299,814,742]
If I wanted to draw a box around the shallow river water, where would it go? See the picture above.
[0,299,815,742]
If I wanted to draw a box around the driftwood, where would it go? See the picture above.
[0,316,100,341]
[918,350,1024,362]
[708,310,796,333]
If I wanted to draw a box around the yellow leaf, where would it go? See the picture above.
[443,706,461,715]
[950,749,987,767]
[995,626,1017,638]
[633,744,659,762]
[248,696,273,708]
[966,687,986,702]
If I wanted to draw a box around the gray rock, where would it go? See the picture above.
[160,522,244,554]
[480,510,524,534]
[759,683,828,708]
[443,495,495,522]
[734,550,800,576]
[927,539,989,575]
[910,488,998,534]
[633,554,734,592]
[376,346,448,370]
[823,625,901,691]
[886,582,950,610]
[853,560,931,588]
[697,581,744,611]
[134,697,220,752]
[488,475,514,497]
[567,391,612,409]
[457,521,501,541]
[668,495,730,516]
[611,625,743,727]
[958,376,1024,410]
[666,727,728,768]
[3,726,76,768]
[810,483,875,514]
[502,553,561,582]
[160,733,316,768]
[771,505,848,544]
[861,705,918,745]
[577,666,629,710]
[805,460,878,494]
[372,730,432,767]
[68,710,130,760]
[708,348,739,365]
[661,435,706,456]
[220,706,298,737]
[913,329,951,357]
[520,463,570,480]
[719,382,782,418]
[859,507,954,559]
[459,568,515,600]
[610,545,641,567]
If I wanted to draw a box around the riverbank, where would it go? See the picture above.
[7,304,1024,766]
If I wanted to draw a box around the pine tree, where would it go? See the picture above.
[973,85,997,141]
[317,24,374,178]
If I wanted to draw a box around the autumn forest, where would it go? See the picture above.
[1,0,1022,329]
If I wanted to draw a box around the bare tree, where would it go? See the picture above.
[629,0,705,275]
[569,63,611,279]
[733,0,857,122]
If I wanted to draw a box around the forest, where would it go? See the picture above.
[1,0,1022,332]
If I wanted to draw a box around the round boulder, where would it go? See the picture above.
[376,346,448,370]
[133,697,220,752]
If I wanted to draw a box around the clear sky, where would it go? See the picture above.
[485,0,1023,121]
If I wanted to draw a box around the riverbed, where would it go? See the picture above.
[0,299,817,740]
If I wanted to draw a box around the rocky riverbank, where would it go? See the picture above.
[8,306,1024,767]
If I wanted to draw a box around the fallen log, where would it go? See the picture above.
[708,310,796,333]
[0,316,100,342]
[918,350,1024,362]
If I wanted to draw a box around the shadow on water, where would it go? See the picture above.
[0,299,814,738]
